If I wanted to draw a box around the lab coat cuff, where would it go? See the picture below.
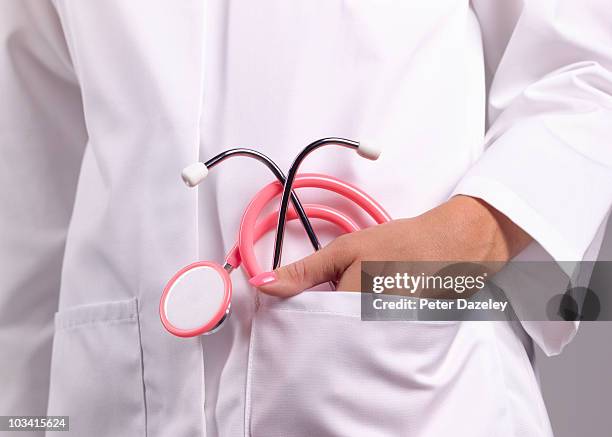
[451,121,612,262]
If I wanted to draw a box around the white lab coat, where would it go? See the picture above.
[1,1,611,436]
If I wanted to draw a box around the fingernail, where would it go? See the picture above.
[249,271,278,287]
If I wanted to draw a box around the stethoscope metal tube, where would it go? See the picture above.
[185,148,322,253]
[272,138,359,269]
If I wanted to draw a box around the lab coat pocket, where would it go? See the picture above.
[246,291,510,437]
[46,298,145,437]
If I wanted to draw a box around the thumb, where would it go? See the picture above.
[249,242,352,297]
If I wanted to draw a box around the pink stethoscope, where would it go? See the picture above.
[160,138,391,337]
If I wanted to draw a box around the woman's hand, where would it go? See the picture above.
[249,195,532,296]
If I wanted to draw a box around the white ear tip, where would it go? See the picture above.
[181,162,209,187]
[357,141,381,160]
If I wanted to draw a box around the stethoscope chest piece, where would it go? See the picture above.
[160,261,232,337]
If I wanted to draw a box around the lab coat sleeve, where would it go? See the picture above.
[0,0,86,425]
[456,0,612,262]
[458,0,612,356]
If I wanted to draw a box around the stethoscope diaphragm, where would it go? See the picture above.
[160,261,232,337]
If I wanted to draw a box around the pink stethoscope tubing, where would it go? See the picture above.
[225,203,359,270]
[236,173,391,278]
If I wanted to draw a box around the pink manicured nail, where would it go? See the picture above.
[249,271,278,287]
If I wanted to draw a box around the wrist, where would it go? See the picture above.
[446,195,532,262]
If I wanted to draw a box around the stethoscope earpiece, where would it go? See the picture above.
[160,261,232,337]
[356,141,382,161]
[181,162,209,187]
